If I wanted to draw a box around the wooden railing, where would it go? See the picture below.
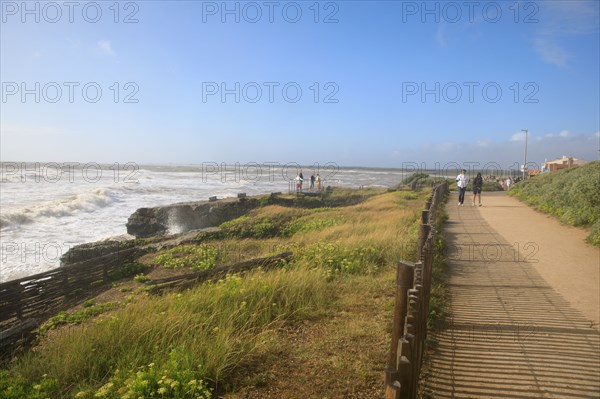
[385,181,448,399]
[0,244,290,361]
[0,244,142,359]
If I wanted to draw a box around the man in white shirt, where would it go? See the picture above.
[456,169,469,206]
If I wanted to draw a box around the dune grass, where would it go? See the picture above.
[0,187,430,398]
[509,161,600,246]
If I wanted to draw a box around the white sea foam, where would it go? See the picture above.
[0,188,118,228]
[0,165,409,282]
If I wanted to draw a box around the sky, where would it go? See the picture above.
[1,0,599,169]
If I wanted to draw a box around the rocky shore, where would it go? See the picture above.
[126,196,261,238]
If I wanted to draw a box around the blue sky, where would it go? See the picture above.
[1,0,599,168]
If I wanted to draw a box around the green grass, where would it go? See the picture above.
[399,173,448,189]
[38,302,122,334]
[509,161,600,246]
[155,245,220,270]
[4,268,332,398]
[0,186,431,398]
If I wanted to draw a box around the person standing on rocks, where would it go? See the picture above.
[456,169,469,206]
[295,173,303,193]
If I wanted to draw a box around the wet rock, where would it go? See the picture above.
[126,197,260,238]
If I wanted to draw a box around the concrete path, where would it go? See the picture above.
[423,192,600,399]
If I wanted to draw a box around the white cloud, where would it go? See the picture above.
[97,40,116,56]
[540,130,577,140]
[533,0,600,67]
[475,140,493,148]
[559,130,571,137]
[510,131,527,142]
[532,37,568,67]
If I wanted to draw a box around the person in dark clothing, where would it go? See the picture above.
[310,174,315,190]
[472,172,483,206]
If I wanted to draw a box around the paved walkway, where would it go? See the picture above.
[423,192,600,399]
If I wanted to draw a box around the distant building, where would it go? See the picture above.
[541,156,588,172]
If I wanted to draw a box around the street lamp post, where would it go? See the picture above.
[522,129,528,181]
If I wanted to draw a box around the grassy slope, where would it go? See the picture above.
[1,188,429,399]
[509,161,600,246]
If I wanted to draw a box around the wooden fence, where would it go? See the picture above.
[0,243,290,361]
[147,252,292,294]
[385,181,448,399]
[0,244,143,359]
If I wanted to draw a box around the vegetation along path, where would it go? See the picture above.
[422,191,600,399]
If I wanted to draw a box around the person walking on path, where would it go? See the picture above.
[456,169,469,206]
[472,172,483,206]
[505,176,512,191]
[316,174,322,191]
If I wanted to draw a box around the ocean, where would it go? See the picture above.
[0,163,410,282]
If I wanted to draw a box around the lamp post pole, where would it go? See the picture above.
[522,129,528,180]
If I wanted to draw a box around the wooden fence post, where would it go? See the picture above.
[386,261,415,399]
[418,223,431,260]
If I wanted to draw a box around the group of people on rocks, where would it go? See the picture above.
[456,170,517,206]
[295,172,322,193]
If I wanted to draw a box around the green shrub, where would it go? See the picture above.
[482,180,503,191]
[133,274,150,283]
[400,173,430,186]
[281,216,344,237]
[0,371,58,399]
[588,220,600,247]
[510,161,600,245]
[108,262,148,281]
[73,351,213,399]
[38,302,122,333]
[298,241,385,276]
[219,216,278,239]
[155,245,219,270]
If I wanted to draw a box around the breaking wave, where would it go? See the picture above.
[0,188,118,229]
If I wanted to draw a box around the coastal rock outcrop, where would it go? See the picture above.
[126,197,260,238]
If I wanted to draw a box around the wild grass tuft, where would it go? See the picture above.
[509,161,600,246]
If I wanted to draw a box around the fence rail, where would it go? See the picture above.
[0,246,142,359]
[0,245,291,361]
[385,181,448,399]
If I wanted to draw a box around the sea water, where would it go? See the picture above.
[0,163,408,282]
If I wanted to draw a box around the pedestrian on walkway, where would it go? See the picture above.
[472,172,483,206]
[505,176,512,191]
[456,169,469,206]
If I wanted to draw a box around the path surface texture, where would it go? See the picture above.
[423,191,600,399]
